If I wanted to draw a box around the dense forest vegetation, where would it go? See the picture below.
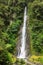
[0,0,43,65]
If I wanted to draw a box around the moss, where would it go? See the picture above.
[29,55,43,64]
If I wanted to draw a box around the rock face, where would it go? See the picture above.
[16,16,30,58]
[26,18,30,57]
[16,24,22,56]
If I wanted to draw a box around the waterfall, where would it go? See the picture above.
[17,7,27,58]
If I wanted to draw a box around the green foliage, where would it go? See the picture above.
[1,0,43,64]
[0,0,28,65]
[0,51,12,65]
[28,1,43,54]
[32,2,43,20]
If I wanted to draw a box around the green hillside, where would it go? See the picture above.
[0,0,43,65]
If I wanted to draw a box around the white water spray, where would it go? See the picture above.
[17,7,27,58]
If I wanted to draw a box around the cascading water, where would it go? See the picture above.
[17,7,27,58]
